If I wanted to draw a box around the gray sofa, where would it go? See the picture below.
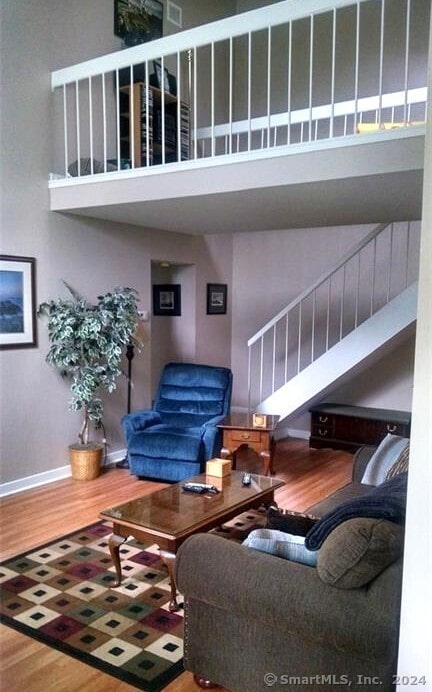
[175,444,407,692]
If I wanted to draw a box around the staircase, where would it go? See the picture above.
[247,221,419,421]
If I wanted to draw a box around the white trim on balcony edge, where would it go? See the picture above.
[48,125,426,189]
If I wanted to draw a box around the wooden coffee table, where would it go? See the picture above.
[100,471,284,612]
[218,413,280,476]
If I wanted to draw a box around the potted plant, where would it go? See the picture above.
[38,283,142,480]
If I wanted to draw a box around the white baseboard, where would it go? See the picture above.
[275,426,309,441]
[0,448,127,498]
[0,420,311,498]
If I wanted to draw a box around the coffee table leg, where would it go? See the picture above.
[109,533,127,587]
[159,549,181,612]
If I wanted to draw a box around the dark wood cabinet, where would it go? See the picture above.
[309,403,411,452]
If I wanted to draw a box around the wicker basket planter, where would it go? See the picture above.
[68,443,103,480]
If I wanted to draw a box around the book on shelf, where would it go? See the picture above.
[140,85,154,166]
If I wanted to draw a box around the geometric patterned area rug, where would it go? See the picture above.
[0,510,266,691]
[0,521,184,692]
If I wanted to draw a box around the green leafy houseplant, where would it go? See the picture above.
[38,283,142,447]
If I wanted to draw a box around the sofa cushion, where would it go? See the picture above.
[307,481,374,518]
[243,528,318,567]
[361,434,409,485]
[305,472,408,550]
[129,428,203,461]
[317,517,404,588]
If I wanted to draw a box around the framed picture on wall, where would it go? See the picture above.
[150,60,177,96]
[153,284,181,316]
[0,255,37,349]
[206,283,227,315]
[114,0,163,47]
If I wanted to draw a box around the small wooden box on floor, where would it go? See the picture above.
[206,458,232,477]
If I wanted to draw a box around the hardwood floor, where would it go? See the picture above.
[0,438,353,691]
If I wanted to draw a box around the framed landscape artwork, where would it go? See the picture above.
[207,283,227,315]
[0,255,37,349]
[153,284,181,316]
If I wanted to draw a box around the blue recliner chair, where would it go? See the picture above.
[122,362,233,482]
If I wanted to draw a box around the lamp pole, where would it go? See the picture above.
[116,343,135,468]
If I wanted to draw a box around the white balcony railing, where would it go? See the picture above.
[247,220,420,411]
[50,0,429,182]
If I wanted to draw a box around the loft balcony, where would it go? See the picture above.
[48,0,430,235]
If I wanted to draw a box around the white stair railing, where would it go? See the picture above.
[247,221,420,411]
[49,0,429,181]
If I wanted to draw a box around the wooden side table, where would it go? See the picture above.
[217,413,280,476]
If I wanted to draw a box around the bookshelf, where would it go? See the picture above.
[120,83,190,167]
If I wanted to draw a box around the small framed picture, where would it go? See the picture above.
[0,255,37,349]
[114,0,163,47]
[153,284,181,316]
[252,413,267,428]
[207,283,227,315]
[151,60,177,96]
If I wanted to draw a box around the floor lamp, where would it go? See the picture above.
[116,343,135,469]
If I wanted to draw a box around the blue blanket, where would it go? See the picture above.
[305,473,408,550]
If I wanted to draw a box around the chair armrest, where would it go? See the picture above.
[199,415,226,460]
[200,414,226,430]
[352,445,377,482]
[200,424,222,460]
[121,409,162,443]
[176,533,402,661]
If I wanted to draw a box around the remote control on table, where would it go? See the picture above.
[182,482,219,494]
[242,472,252,486]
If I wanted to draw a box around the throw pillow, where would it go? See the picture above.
[243,528,318,567]
[266,506,319,536]
[386,443,410,480]
[317,517,404,589]
[361,433,410,485]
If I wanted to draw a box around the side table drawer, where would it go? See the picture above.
[333,417,409,445]
[228,430,262,443]
[313,413,335,426]
[311,412,335,441]
[383,421,409,436]
[311,425,333,439]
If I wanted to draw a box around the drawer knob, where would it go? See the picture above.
[319,415,328,423]
[318,428,328,436]
[387,424,397,433]
[241,432,250,440]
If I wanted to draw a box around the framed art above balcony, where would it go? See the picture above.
[0,255,37,349]
[114,0,163,47]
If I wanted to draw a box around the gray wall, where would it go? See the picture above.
[0,0,233,484]
[0,0,418,486]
